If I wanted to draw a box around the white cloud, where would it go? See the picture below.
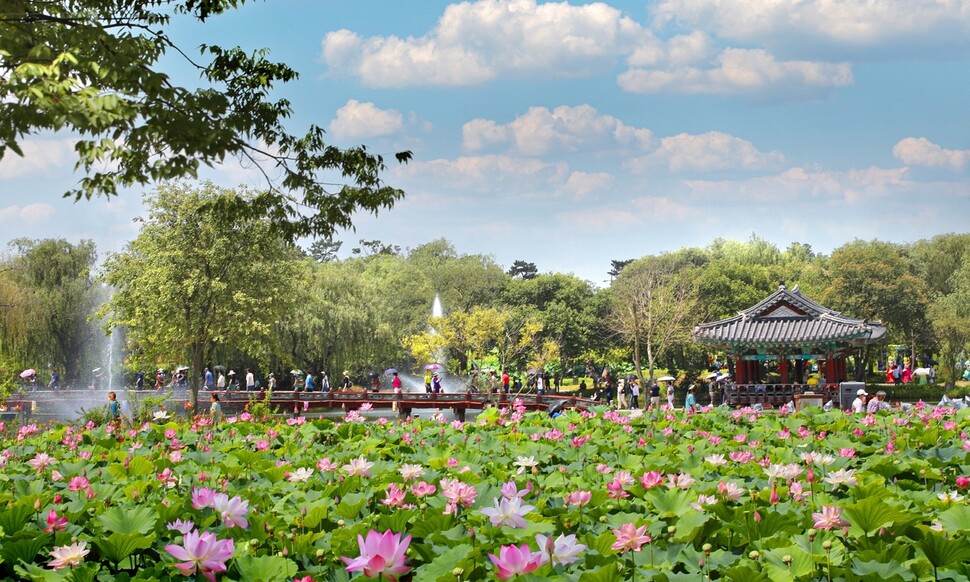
[322,0,644,87]
[400,154,569,193]
[651,0,970,48]
[329,100,405,140]
[629,131,785,172]
[0,139,76,180]
[683,166,911,203]
[893,137,969,169]
[462,104,654,155]
[561,171,614,199]
[557,195,694,229]
[619,48,852,96]
[0,203,55,225]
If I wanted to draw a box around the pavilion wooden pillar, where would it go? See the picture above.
[779,355,789,384]
[735,357,746,384]
[825,357,837,386]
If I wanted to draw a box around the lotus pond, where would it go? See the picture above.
[1,401,969,581]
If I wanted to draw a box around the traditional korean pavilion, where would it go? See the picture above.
[692,283,887,387]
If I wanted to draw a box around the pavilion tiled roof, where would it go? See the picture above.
[691,284,887,351]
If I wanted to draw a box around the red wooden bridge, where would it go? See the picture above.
[3,389,597,422]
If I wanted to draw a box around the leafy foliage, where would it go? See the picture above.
[0,0,410,239]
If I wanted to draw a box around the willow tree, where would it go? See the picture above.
[8,238,101,385]
[101,182,301,408]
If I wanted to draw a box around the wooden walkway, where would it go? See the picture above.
[3,389,597,422]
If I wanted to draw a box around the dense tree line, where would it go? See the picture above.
[1,184,968,400]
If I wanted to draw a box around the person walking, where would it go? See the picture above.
[341,371,352,390]
[649,382,660,409]
[630,379,640,409]
[432,372,442,393]
[666,382,675,409]
[617,379,628,409]
[203,367,214,391]
[392,372,402,412]
[245,368,255,391]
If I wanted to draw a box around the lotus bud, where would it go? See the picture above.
[822,541,832,551]
[452,568,464,577]
[749,550,759,560]
[599,516,606,523]
[337,519,345,527]
[34,498,40,510]
[783,555,792,565]
[702,543,712,555]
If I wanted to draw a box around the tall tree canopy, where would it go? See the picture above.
[5,238,101,385]
[101,182,301,406]
[1,0,410,238]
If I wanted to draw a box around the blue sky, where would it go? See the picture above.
[2,0,968,283]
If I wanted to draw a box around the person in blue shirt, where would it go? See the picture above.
[304,372,316,392]
[685,385,699,413]
[203,367,214,390]
[108,391,121,423]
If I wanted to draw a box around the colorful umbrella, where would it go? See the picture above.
[19,369,36,378]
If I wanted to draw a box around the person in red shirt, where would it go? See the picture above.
[501,370,510,394]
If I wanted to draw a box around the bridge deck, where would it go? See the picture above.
[3,389,595,421]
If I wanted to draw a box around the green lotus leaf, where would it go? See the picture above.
[94,532,153,565]
[917,530,970,568]
[851,558,915,581]
[843,496,912,537]
[234,554,298,582]
[97,506,157,535]
[938,505,970,532]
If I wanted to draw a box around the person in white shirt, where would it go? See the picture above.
[851,389,868,413]
[245,368,255,391]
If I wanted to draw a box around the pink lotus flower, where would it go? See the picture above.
[640,471,664,489]
[28,453,55,472]
[789,481,811,502]
[68,476,89,491]
[536,533,586,566]
[440,478,477,514]
[718,480,744,501]
[563,490,591,506]
[341,529,411,581]
[606,478,629,499]
[192,487,216,509]
[398,463,425,481]
[487,543,545,579]
[164,529,235,582]
[383,483,406,508]
[167,518,196,535]
[317,457,339,472]
[480,496,535,528]
[956,476,970,490]
[501,481,531,500]
[411,481,437,497]
[44,510,67,533]
[48,541,89,570]
[812,505,850,530]
[611,522,652,553]
[212,493,250,529]
[343,456,375,478]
